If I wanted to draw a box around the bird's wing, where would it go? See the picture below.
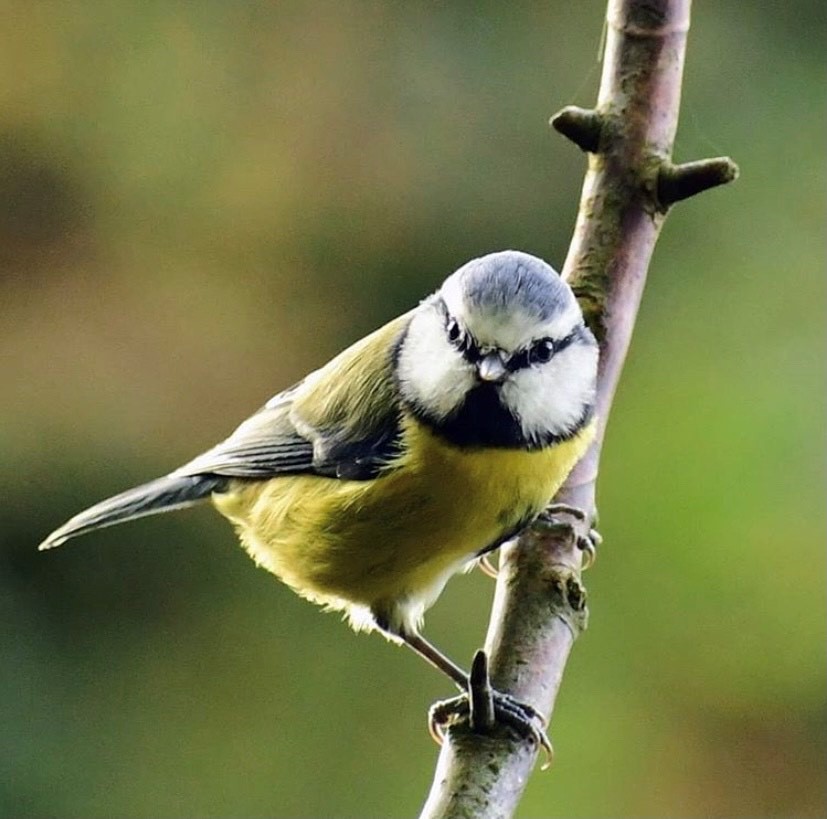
[175,310,414,482]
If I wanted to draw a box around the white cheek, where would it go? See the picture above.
[502,342,597,440]
[542,301,584,341]
[396,308,475,419]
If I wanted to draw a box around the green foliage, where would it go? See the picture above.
[1,1,824,816]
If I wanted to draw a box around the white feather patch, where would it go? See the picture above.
[501,340,597,442]
[395,304,475,421]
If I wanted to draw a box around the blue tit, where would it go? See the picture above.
[40,249,598,744]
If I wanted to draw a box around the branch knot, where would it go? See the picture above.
[550,106,603,154]
[547,567,589,637]
[656,157,739,209]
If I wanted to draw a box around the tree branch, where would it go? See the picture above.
[419,1,737,816]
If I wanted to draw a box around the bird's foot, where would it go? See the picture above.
[428,651,553,768]
[428,692,553,768]
[535,504,602,569]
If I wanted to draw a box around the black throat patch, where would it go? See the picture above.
[405,383,591,451]
[431,384,528,448]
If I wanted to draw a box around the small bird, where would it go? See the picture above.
[40,250,598,749]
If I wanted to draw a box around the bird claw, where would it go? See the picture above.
[477,553,499,578]
[579,527,602,569]
[428,690,554,769]
[535,504,602,570]
[541,503,587,522]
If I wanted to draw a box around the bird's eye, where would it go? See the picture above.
[529,338,555,364]
[446,318,461,343]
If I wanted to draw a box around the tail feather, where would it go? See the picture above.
[39,474,227,550]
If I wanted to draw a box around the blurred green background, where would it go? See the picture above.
[1,1,824,817]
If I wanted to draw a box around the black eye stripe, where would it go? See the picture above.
[507,349,530,371]
[442,306,585,372]
[462,336,482,363]
[506,324,583,371]
[444,314,483,362]
[551,330,576,354]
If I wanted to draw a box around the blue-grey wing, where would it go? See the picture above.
[174,311,413,481]
[174,383,316,478]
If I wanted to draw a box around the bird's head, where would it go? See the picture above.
[396,250,598,448]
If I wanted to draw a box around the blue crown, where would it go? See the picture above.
[457,250,571,321]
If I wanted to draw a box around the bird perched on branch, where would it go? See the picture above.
[40,250,598,751]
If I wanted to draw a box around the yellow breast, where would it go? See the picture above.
[214,415,595,634]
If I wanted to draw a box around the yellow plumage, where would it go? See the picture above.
[215,413,595,634]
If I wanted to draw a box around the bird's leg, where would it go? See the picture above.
[536,504,602,569]
[400,631,468,691]
[392,630,553,764]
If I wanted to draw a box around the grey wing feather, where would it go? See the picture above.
[176,373,402,483]
[40,388,315,550]
[176,312,412,482]
[39,474,226,550]
[174,390,316,479]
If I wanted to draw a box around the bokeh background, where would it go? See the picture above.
[1,2,824,817]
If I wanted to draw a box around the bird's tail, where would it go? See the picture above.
[39,474,228,550]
